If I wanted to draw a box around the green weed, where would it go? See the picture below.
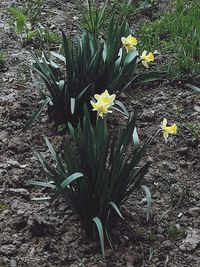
[111,0,158,20]
[17,0,44,24]
[0,203,9,212]
[0,53,5,66]
[186,123,200,140]
[139,0,200,78]
[185,83,200,139]
[166,223,185,240]
[77,0,109,36]
[9,3,60,47]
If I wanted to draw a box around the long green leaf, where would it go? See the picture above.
[109,201,123,219]
[133,127,140,148]
[93,217,105,259]
[28,180,55,189]
[113,100,129,118]
[61,172,84,189]
[186,83,200,93]
[22,98,51,131]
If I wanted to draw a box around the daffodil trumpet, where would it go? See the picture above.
[140,50,155,68]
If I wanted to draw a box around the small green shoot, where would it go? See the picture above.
[0,53,6,66]
[166,223,185,240]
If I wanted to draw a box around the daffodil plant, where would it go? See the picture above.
[30,104,151,258]
[24,19,163,131]
[29,90,177,257]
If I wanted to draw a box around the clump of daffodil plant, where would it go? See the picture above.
[24,18,163,131]
[29,91,178,257]
[29,91,152,257]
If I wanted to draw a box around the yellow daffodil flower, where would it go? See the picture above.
[121,34,138,53]
[94,90,116,106]
[140,50,155,68]
[90,90,116,118]
[90,100,112,118]
[161,118,177,142]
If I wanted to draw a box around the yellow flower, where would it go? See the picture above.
[90,100,111,118]
[94,90,116,106]
[161,118,177,142]
[90,90,116,118]
[140,50,155,68]
[121,34,138,53]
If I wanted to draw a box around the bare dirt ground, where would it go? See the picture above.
[0,1,200,266]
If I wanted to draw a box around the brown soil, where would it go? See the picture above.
[0,1,200,267]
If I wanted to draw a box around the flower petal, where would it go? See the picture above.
[163,132,169,142]
[142,60,149,68]
[121,37,126,46]
[162,118,167,128]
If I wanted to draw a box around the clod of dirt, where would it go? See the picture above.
[177,146,189,156]
[180,228,200,252]
[187,207,200,218]
[7,188,30,200]
[0,244,17,256]
[27,216,55,237]
[125,250,141,265]
[8,137,30,153]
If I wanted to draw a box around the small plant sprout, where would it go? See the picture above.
[0,52,6,66]
[161,118,177,142]
[121,34,138,53]
[140,50,155,68]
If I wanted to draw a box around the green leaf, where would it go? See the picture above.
[141,185,152,221]
[133,127,140,148]
[135,72,166,84]
[22,98,51,131]
[113,100,129,118]
[76,84,91,101]
[186,83,200,93]
[36,152,67,200]
[124,50,138,65]
[109,201,123,219]
[58,80,65,91]
[45,137,57,160]
[27,180,55,189]
[61,172,83,189]
[9,7,26,33]
[50,51,66,62]
[93,217,105,259]
[70,98,75,114]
